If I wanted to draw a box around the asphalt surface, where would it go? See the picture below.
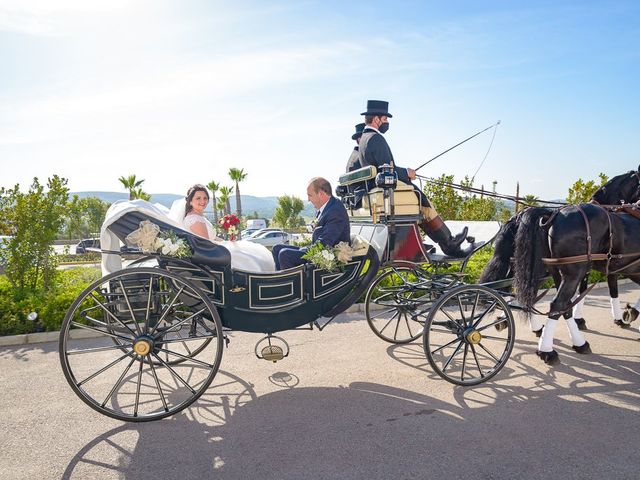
[1,283,639,480]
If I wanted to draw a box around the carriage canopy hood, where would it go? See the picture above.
[100,199,185,275]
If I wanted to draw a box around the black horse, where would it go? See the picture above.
[513,203,640,364]
[479,168,640,333]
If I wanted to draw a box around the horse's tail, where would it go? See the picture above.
[479,216,519,283]
[513,207,552,313]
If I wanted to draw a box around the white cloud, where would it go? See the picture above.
[0,0,133,35]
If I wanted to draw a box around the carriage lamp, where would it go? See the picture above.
[335,185,348,198]
[375,164,397,189]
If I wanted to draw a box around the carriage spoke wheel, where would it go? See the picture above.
[365,266,437,344]
[423,285,514,386]
[59,267,224,422]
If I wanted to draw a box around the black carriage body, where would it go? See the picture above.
[156,255,376,334]
[107,211,379,335]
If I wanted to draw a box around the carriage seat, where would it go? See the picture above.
[337,165,421,219]
[107,210,232,269]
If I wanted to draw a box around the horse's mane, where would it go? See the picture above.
[478,215,519,283]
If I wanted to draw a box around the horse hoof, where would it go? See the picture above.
[572,341,591,354]
[614,319,631,329]
[536,349,560,365]
[533,328,543,338]
[574,318,587,331]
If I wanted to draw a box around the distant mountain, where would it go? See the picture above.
[71,192,316,219]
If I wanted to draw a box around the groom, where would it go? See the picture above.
[272,177,350,270]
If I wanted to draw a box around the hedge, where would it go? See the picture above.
[0,268,101,336]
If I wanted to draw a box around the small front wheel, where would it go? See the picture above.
[423,285,514,386]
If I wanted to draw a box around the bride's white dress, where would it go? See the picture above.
[182,212,275,272]
[101,199,275,274]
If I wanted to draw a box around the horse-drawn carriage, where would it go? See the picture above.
[59,165,514,422]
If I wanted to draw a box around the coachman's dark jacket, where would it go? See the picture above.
[358,127,411,184]
[357,126,429,208]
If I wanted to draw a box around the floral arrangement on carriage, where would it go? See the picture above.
[218,214,240,240]
[301,236,370,272]
[125,220,192,258]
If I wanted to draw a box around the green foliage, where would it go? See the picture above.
[229,167,247,218]
[423,174,503,221]
[0,176,69,293]
[64,195,109,239]
[423,174,461,219]
[118,174,145,200]
[218,185,234,216]
[272,195,305,228]
[566,173,608,204]
[206,181,220,225]
[0,268,101,335]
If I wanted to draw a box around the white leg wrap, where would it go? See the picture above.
[633,298,640,311]
[565,317,586,347]
[610,297,622,320]
[572,297,584,319]
[529,314,545,332]
[538,318,558,352]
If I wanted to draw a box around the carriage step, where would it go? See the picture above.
[255,335,290,363]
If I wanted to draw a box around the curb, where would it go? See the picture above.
[0,328,102,348]
[0,278,634,348]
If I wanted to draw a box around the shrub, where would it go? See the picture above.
[0,267,101,336]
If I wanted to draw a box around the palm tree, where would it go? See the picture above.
[228,168,247,219]
[118,175,144,200]
[206,181,220,225]
[132,188,151,201]
[218,186,234,216]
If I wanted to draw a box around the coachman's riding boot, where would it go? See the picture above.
[420,216,470,257]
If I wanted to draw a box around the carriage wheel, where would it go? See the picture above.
[365,265,438,344]
[59,267,224,422]
[423,285,514,386]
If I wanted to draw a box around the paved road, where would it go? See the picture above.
[1,284,639,480]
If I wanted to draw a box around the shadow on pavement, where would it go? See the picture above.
[61,359,640,480]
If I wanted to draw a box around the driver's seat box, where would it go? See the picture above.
[364,181,420,216]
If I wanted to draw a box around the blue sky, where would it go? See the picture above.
[1,0,638,201]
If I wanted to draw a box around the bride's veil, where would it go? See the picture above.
[167,198,186,225]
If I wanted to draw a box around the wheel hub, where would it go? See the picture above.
[465,329,482,345]
[133,336,154,356]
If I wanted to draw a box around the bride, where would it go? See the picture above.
[169,184,276,272]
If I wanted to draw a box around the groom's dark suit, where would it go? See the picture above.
[273,196,350,270]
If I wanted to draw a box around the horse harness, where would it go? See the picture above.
[534,203,640,317]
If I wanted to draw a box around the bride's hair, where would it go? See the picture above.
[185,184,209,216]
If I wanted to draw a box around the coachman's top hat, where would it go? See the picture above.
[361,100,393,118]
[351,123,365,140]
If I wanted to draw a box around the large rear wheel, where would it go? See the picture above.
[59,267,224,422]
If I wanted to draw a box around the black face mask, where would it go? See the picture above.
[378,122,389,134]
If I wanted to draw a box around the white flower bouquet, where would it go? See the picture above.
[125,220,192,258]
[301,237,369,272]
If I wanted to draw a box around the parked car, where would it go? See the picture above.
[246,228,282,239]
[75,238,101,254]
[246,230,291,247]
[240,228,261,238]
